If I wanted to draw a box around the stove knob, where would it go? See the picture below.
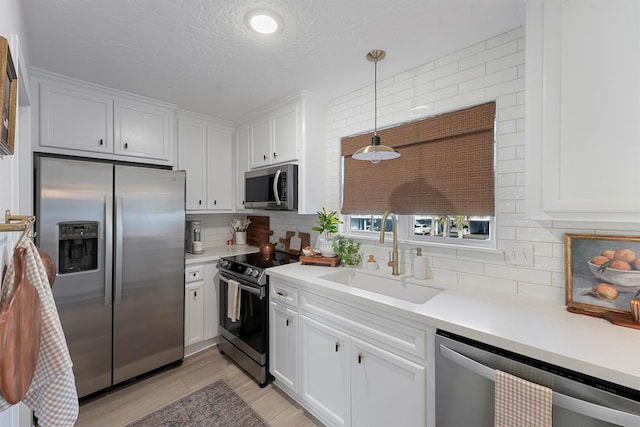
[245,267,253,276]
[252,270,261,278]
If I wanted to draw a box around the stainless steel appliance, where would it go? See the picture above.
[245,163,298,210]
[435,330,640,426]
[35,155,186,398]
[185,220,202,254]
[216,251,299,386]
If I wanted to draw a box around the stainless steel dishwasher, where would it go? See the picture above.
[435,330,640,426]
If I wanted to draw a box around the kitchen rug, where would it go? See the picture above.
[126,379,269,427]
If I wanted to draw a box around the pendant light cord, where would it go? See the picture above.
[374,58,378,136]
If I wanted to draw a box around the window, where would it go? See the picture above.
[341,102,496,249]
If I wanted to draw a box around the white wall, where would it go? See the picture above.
[0,3,33,426]
[320,26,640,304]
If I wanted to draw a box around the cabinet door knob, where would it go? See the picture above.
[198,200,202,205]
[194,291,197,299]
[124,142,129,149]
[99,139,104,146]
[263,154,267,161]
[214,200,217,205]
[273,152,277,159]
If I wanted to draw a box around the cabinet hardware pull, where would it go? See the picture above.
[273,152,277,159]
[286,319,290,326]
[276,291,288,298]
[358,353,363,364]
[124,142,128,149]
[335,343,340,352]
[194,291,197,299]
[99,139,104,146]
[214,200,217,205]
[198,200,202,205]
[263,154,267,161]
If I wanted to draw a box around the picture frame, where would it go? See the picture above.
[0,36,17,155]
[565,233,640,315]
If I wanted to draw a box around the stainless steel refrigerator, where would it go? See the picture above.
[35,155,186,398]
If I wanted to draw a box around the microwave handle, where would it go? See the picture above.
[273,169,282,206]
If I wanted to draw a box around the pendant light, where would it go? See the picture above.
[352,49,400,164]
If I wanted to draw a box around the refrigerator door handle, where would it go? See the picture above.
[104,195,113,306]
[439,344,640,426]
[114,195,124,305]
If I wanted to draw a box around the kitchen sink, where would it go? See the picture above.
[319,269,441,304]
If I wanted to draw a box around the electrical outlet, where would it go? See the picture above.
[504,241,534,267]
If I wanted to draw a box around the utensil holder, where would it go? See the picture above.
[235,231,247,245]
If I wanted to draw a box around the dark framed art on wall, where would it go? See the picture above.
[0,36,17,155]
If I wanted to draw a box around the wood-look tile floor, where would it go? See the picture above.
[76,346,323,426]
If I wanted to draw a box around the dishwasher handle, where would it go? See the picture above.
[439,344,640,426]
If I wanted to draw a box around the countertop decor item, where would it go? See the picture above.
[365,254,378,270]
[565,233,640,329]
[332,235,362,267]
[312,208,342,257]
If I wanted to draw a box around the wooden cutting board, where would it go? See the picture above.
[0,248,42,405]
[279,231,311,255]
[247,215,272,246]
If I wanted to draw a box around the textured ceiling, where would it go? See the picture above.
[21,0,525,122]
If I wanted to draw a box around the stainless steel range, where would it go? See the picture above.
[216,251,299,386]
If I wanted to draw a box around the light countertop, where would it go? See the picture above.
[266,262,640,391]
[185,245,259,265]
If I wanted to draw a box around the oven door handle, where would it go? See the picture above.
[219,274,264,298]
[439,344,640,426]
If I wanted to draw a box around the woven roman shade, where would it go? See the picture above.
[341,101,496,215]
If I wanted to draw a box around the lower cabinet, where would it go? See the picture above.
[185,281,204,346]
[185,262,219,350]
[269,277,429,427]
[269,302,298,391]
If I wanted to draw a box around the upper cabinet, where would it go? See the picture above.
[32,68,176,166]
[113,100,171,160]
[526,0,640,222]
[237,91,327,214]
[178,111,234,212]
[250,101,299,168]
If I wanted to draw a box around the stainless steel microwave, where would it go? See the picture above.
[245,164,298,210]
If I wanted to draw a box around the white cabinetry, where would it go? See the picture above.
[33,69,175,166]
[185,266,205,346]
[526,0,640,222]
[270,277,428,427]
[38,83,112,154]
[114,100,171,160]
[235,124,250,210]
[238,91,326,214]
[269,280,299,392]
[184,262,219,353]
[250,101,298,168]
[178,111,234,212]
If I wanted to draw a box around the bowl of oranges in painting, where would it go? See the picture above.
[587,248,640,289]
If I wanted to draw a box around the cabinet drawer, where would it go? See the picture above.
[185,265,204,283]
[270,279,299,309]
[301,292,427,362]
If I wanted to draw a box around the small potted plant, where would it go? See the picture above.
[332,235,362,267]
[312,208,343,257]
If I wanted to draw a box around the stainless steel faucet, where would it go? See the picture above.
[379,211,399,275]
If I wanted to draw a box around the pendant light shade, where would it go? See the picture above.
[352,49,400,164]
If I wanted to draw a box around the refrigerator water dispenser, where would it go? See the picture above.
[58,222,99,274]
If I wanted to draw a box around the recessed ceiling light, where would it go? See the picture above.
[246,10,282,35]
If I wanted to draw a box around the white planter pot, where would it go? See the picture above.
[317,237,336,257]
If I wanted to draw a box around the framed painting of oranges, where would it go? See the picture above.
[565,234,640,315]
